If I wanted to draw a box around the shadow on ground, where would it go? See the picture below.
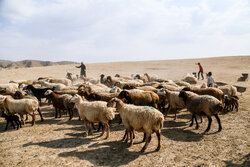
[58,140,142,166]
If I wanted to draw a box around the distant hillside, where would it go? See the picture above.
[0,60,77,69]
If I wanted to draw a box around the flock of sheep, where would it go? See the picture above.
[0,72,240,152]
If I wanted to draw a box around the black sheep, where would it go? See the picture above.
[25,85,55,104]
[1,112,22,130]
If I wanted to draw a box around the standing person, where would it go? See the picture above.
[76,62,86,77]
[207,72,214,87]
[196,62,204,80]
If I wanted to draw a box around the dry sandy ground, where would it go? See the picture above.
[0,56,249,167]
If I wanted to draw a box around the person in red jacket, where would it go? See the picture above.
[196,62,204,80]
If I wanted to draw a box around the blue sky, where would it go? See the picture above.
[0,0,250,63]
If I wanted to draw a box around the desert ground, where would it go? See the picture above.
[0,56,249,167]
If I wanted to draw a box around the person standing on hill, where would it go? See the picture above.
[76,62,86,78]
[207,72,214,87]
[196,62,204,80]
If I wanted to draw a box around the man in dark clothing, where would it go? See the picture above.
[76,62,86,77]
[196,62,204,80]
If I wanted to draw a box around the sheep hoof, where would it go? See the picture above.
[140,149,145,153]
[156,146,161,151]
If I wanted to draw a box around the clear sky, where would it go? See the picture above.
[0,0,250,63]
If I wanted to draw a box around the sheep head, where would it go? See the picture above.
[71,94,82,104]
[44,90,53,96]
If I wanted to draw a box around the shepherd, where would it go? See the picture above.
[76,62,86,77]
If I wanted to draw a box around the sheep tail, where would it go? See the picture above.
[156,116,164,129]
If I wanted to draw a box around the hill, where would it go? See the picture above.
[0,59,77,69]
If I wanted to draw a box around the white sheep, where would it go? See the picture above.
[40,81,67,91]
[157,89,198,120]
[1,95,42,125]
[0,83,19,91]
[48,78,72,86]
[217,85,237,97]
[107,97,164,152]
[71,94,115,139]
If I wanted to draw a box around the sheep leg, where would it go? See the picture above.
[174,108,177,120]
[164,106,172,118]
[25,114,28,121]
[68,109,73,120]
[14,120,19,130]
[105,123,110,139]
[214,114,222,132]
[59,110,62,118]
[89,123,94,135]
[130,129,134,146]
[5,121,10,130]
[142,133,146,142]
[124,130,129,143]
[83,121,89,137]
[97,123,102,132]
[55,108,58,118]
[92,123,97,130]
[156,130,161,151]
[100,123,105,136]
[199,115,203,123]
[122,129,128,141]
[31,114,36,126]
[194,114,199,129]
[11,121,16,129]
[189,113,195,127]
[141,134,151,152]
[205,116,212,132]
[37,107,44,122]
[17,119,21,129]
[20,115,25,125]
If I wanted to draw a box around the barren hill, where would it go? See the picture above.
[0,59,77,69]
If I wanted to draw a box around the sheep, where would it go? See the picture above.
[114,80,143,89]
[118,90,160,109]
[217,85,237,97]
[62,94,76,120]
[48,78,72,86]
[54,90,78,96]
[144,73,166,82]
[1,112,22,130]
[13,90,43,121]
[44,90,67,118]
[40,81,67,91]
[78,83,111,94]
[0,83,19,91]
[25,84,55,104]
[1,95,43,125]
[179,90,223,132]
[174,80,191,87]
[107,97,164,152]
[87,92,119,102]
[224,95,239,112]
[114,74,133,80]
[182,87,224,102]
[182,74,198,84]
[158,89,197,120]
[71,94,116,139]
[0,88,16,97]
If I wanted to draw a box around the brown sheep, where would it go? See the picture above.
[118,90,159,109]
[182,87,224,102]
